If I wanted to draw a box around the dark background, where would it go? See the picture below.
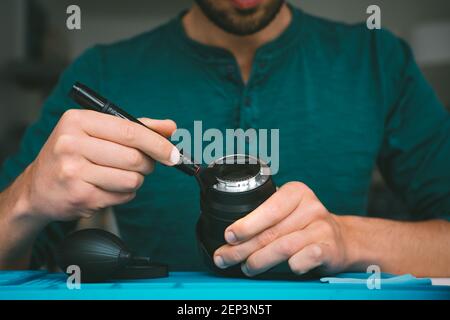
[0,0,449,217]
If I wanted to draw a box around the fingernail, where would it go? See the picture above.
[170,147,180,165]
[225,231,237,244]
[214,255,226,269]
[241,263,251,276]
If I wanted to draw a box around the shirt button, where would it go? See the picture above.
[244,97,251,107]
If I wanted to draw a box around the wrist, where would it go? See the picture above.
[0,166,50,269]
[334,214,377,271]
[1,165,49,229]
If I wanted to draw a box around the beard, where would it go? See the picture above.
[195,0,285,36]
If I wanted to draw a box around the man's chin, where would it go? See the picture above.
[195,0,285,36]
[233,7,260,17]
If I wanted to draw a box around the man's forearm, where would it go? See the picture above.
[0,167,48,269]
[338,215,450,277]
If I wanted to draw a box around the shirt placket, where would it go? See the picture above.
[224,56,270,155]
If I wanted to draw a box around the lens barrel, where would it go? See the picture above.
[196,155,276,277]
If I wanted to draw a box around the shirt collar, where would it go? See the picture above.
[169,4,303,64]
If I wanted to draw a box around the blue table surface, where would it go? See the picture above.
[0,271,449,300]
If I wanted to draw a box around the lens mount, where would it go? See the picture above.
[208,154,271,193]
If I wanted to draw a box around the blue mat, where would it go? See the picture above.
[0,271,448,300]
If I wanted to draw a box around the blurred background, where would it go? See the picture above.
[0,0,449,217]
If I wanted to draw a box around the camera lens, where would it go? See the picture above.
[196,154,276,277]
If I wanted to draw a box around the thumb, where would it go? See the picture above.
[138,118,177,139]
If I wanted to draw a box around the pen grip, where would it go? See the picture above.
[103,103,198,176]
[69,82,200,176]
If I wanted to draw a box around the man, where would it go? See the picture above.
[0,0,449,277]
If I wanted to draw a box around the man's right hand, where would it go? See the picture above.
[18,109,179,222]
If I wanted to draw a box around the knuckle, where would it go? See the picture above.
[274,239,295,258]
[307,202,328,220]
[286,181,312,197]
[127,150,144,168]
[59,159,81,181]
[286,181,305,190]
[256,228,279,247]
[121,123,136,143]
[311,245,323,261]
[124,172,143,190]
[288,259,299,273]
[288,259,305,275]
[122,192,136,203]
[312,201,327,214]
[119,192,136,204]
[54,134,77,155]
[61,109,82,125]
[245,257,261,272]
[228,248,244,263]
[316,219,333,235]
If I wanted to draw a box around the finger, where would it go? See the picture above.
[288,244,325,275]
[215,215,298,268]
[91,189,136,208]
[68,110,179,165]
[82,162,144,193]
[214,202,317,268]
[224,182,309,244]
[71,181,136,215]
[215,194,329,269]
[138,118,177,139]
[241,226,317,277]
[81,136,154,175]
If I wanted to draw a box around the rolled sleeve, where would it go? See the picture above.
[376,31,450,221]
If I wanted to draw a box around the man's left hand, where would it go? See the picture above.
[213,181,352,277]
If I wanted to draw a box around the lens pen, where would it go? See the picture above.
[69,82,201,177]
